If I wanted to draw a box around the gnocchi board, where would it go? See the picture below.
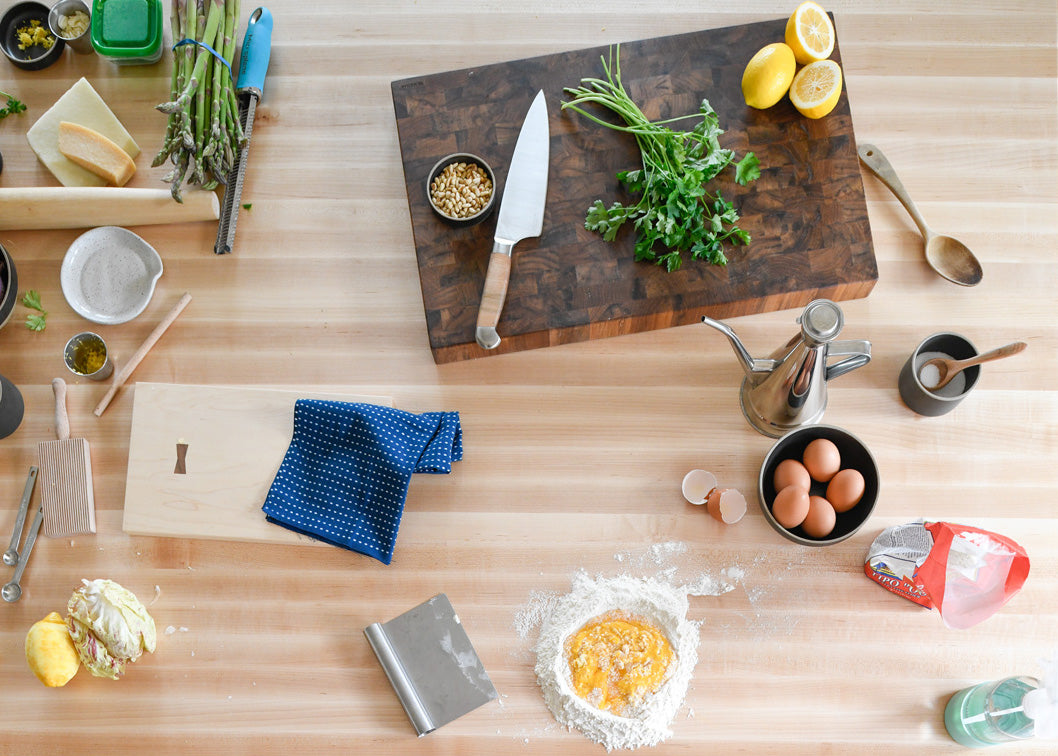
[122,383,393,545]
[391,14,877,363]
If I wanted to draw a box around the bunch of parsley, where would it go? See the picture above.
[563,47,760,272]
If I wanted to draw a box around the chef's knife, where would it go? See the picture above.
[475,90,549,350]
[214,7,274,255]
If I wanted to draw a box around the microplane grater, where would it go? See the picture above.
[215,8,273,255]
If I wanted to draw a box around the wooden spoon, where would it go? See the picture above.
[858,144,984,287]
[919,341,1027,390]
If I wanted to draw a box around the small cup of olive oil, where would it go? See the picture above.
[64,332,113,380]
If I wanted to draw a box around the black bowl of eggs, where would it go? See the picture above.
[757,425,879,546]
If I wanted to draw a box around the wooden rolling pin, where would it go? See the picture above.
[0,188,219,230]
[94,293,192,417]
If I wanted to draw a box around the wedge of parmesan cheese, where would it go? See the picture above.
[26,78,140,187]
[58,122,137,186]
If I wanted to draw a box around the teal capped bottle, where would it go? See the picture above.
[945,670,1058,748]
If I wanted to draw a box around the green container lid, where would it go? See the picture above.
[90,0,162,61]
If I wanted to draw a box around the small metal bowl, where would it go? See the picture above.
[2,1,64,70]
[48,0,92,54]
[758,425,879,546]
[426,153,496,227]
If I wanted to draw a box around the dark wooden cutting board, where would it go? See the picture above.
[391,15,876,364]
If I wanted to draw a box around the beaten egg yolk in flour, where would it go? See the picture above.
[566,612,675,716]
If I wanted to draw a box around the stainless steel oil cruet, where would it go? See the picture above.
[701,299,871,437]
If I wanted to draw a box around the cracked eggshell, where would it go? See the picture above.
[682,469,717,505]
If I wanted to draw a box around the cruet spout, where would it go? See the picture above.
[701,316,777,385]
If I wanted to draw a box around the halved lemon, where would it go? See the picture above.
[789,59,843,119]
[785,1,836,64]
[741,43,797,109]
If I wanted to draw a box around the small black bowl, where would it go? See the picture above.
[0,242,19,330]
[426,153,496,227]
[2,2,65,70]
[758,424,879,546]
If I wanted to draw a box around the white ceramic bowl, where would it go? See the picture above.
[60,226,163,324]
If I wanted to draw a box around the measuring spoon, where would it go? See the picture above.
[3,466,38,566]
[2,506,43,603]
[920,341,1027,390]
[858,144,983,287]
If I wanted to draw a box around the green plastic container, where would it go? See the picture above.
[90,0,162,64]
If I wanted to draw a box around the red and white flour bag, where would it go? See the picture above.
[864,521,1030,629]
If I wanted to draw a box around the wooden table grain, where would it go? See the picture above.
[0,1,1055,753]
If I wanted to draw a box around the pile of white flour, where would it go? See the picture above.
[532,571,700,751]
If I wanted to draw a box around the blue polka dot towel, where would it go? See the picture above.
[261,400,463,564]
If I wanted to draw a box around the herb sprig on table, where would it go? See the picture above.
[0,90,27,121]
[563,46,759,272]
[22,290,47,332]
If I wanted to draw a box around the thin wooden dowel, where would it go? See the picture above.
[94,293,193,417]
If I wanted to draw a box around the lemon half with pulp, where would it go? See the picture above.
[785,1,836,64]
[789,59,843,119]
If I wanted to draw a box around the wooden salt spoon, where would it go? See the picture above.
[919,341,1027,390]
[858,144,984,287]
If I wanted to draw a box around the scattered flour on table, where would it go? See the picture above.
[613,541,686,567]
[515,589,560,641]
[534,571,700,751]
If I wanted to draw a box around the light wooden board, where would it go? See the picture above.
[122,383,393,544]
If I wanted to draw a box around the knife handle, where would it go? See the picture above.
[236,8,274,96]
[475,242,513,349]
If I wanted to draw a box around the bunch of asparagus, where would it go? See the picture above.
[154,0,244,202]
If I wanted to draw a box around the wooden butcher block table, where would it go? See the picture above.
[393,16,877,363]
[0,2,1055,755]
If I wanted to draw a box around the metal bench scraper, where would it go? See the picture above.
[364,593,498,736]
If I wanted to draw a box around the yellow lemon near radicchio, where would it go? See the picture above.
[25,612,80,687]
[789,59,843,119]
[741,43,797,109]
[785,1,836,64]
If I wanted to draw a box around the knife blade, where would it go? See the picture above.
[214,7,274,255]
[475,90,549,350]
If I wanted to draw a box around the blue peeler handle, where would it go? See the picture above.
[236,8,273,96]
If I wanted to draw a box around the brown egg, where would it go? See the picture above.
[771,485,810,529]
[802,495,837,538]
[802,438,841,482]
[773,458,811,492]
[826,468,865,513]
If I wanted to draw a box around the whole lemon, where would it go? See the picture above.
[741,43,797,110]
[25,612,80,687]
